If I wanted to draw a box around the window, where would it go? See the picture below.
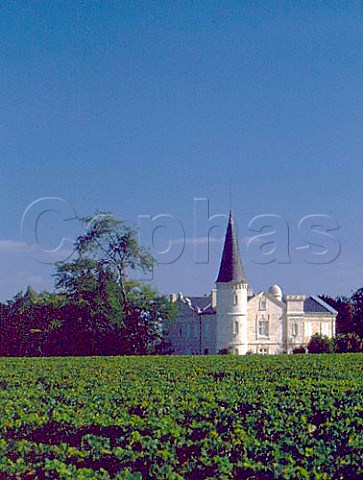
[292,323,298,337]
[235,347,239,355]
[305,322,312,338]
[233,320,239,335]
[234,294,238,305]
[321,322,330,336]
[259,297,266,311]
[204,322,209,338]
[259,347,268,355]
[258,317,269,337]
[179,328,182,336]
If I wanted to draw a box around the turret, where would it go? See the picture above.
[216,211,248,355]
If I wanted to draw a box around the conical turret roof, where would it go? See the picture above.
[216,211,247,284]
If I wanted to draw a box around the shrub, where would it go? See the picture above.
[218,347,231,355]
[307,333,333,354]
[292,345,306,354]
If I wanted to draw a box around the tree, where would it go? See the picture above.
[53,258,123,355]
[319,295,354,335]
[54,258,122,327]
[0,287,66,356]
[74,212,153,312]
[333,333,363,353]
[122,282,176,354]
[350,288,363,338]
[52,211,174,355]
[0,211,175,357]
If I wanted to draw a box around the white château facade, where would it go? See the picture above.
[167,211,337,355]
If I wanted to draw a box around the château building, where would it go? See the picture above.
[167,211,337,355]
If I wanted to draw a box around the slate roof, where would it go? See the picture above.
[180,293,336,317]
[179,295,217,315]
[186,296,212,311]
[216,211,247,284]
[304,296,337,314]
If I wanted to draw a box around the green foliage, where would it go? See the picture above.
[121,282,177,355]
[0,355,361,478]
[0,288,66,356]
[74,211,154,309]
[0,279,174,356]
[54,258,123,334]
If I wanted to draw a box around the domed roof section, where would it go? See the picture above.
[268,284,282,300]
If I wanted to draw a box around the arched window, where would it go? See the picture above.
[234,294,238,305]
[233,319,239,335]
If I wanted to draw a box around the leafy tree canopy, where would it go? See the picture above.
[74,211,154,310]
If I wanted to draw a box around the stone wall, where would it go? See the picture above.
[247,293,286,354]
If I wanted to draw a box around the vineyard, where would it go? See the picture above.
[0,354,362,479]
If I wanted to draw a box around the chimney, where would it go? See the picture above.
[170,293,177,303]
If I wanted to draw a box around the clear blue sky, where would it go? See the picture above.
[1,1,362,301]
